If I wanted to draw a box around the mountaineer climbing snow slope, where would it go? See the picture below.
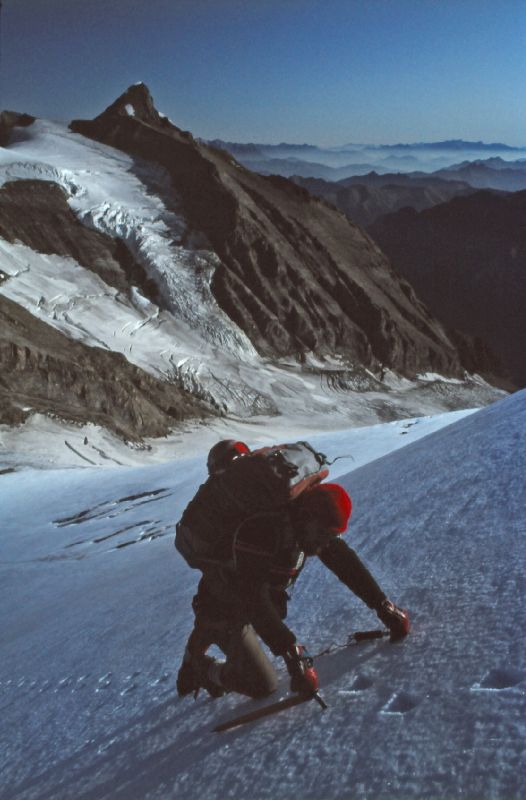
[175,439,409,704]
[0,391,525,800]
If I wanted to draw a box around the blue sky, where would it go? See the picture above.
[2,0,525,146]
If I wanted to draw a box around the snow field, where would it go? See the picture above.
[0,391,525,799]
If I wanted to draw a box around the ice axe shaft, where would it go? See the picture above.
[312,691,328,710]
[352,629,390,642]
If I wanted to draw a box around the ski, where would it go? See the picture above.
[213,691,324,733]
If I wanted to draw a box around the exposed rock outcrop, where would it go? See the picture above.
[0,111,36,147]
[70,84,466,379]
[369,190,526,387]
[0,294,215,439]
[448,329,510,389]
[0,180,161,305]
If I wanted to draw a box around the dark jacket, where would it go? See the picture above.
[194,510,386,656]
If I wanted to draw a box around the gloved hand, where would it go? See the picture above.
[377,599,410,641]
[284,644,319,695]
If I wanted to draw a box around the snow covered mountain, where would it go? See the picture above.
[1,390,524,799]
[69,84,463,373]
[0,85,505,464]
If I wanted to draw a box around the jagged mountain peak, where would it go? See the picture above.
[93,82,178,133]
[69,86,469,378]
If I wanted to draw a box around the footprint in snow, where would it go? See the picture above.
[149,672,171,686]
[471,667,525,692]
[380,691,421,714]
[338,674,375,695]
[95,673,113,692]
[120,683,138,696]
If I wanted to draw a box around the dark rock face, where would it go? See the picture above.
[369,191,526,387]
[70,84,465,379]
[0,295,214,439]
[448,330,509,389]
[292,174,474,226]
[0,111,36,146]
[0,180,161,305]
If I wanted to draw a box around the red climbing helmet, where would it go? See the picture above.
[296,483,352,533]
[207,439,250,475]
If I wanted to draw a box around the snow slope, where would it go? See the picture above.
[1,391,525,799]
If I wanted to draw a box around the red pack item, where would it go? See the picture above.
[294,483,352,532]
[284,644,319,695]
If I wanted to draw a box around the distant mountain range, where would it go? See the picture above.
[291,173,474,227]
[431,159,526,191]
[353,139,522,152]
[209,138,526,181]
[286,159,526,226]
[369,190,526,387]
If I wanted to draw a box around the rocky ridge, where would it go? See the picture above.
[291,174,474,226]
[70,83,466,379]
[0,294,213,438]
[0,179,160,305]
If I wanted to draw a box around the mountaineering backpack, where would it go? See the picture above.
[175,441,329,570]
